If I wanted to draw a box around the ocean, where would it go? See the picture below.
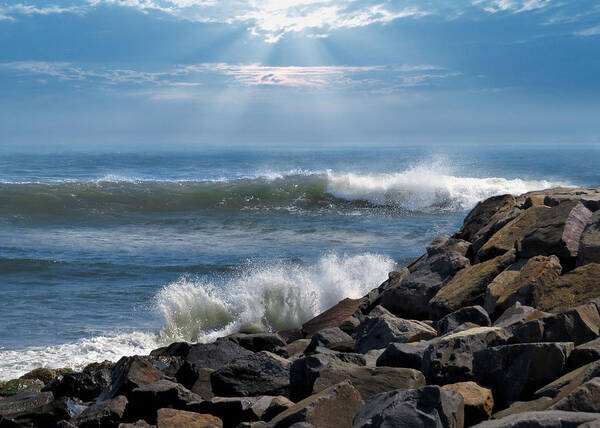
[1,143,598,379]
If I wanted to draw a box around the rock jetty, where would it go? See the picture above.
[2,186,600,427]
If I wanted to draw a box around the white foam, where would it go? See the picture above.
[325,162,567,211]
[155,252,395,344]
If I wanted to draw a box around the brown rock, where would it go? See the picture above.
[456,194,517,242]
[72,395,128,428]
[302,298,364,338]
[156,408,222,428]
[102,356,163,400]
[267,381,364,428]
[532,263,600,312]
[492,396,555,420]
[429,250,516,319]
[442,381,493,426]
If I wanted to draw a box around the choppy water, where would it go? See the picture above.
[0,143,598,379]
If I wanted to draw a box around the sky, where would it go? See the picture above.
[0,0,599,146]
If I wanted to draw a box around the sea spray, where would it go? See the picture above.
[155,252,396,343]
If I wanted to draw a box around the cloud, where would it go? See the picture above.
[575,25,600,36]
[471,0,552,14]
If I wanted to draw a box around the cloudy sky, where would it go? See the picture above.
[1,0,599,146]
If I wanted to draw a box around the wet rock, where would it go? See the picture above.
[379,238,471,320]
[520,200,592,267]
[578,211,600,265]
[302,298,365,338]
[268,381,364,428]
[83,361,115,373]
[533,263,600,312]
[0,379,44,397]
[102,356,163,400]
[71,395,128,428]
[312,363,425,400]
[43,369,112,402]
[305,328,353,353]
[477,205,550,262]
[352,385,464,428]
[127,379,201,423]
[227,333,287,354]
[354,308,437,354]
[566,337,600,371]
[455,194,518,243]
[485,256,562,316]
[0,391,71,427]
[436,305,491,335]
[492,302,548,333]
[422,327,512,385]
[211,351,291,398]
[442,381,493,426]
[429,250,516,319]
[473,342,573,406]
[356,269,410,317]
[155,408,222,428]
[18,368,72,385]
[471,410,600,427]
[375,342,428,370]
[512,303,600,346]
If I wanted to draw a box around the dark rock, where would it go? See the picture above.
[43,369,112,402]
[533,263,600,312]
[0,379,44,397]
[491,396,555,420]
[375,342,428,370]
[429,250,517,319]
[305,327,353,353]
[211,352,290,398]
[155,408,222,427]
[312,363,425,400]
[492,302,548,333]
[190,396,293,428]
[471,208,523,255]
[471,410,600,427]
[566,337,600,371]
[473,342,573,406]
[285,339,310,359]
[352,385,464,428]
[227,333,287,354]
[302,298,365,338]
[354,309,437,354]
[442,381,493,426]
[0,392,71,427]
[455,194,517,242]
[356,269,410,316]
[520,200,593,267]
[549,377,600,413]
[436,306,491,335]
[84,361,115,373]
[268,381,364,428]
[277,329,303,344]
[18,368,72,385]
[102,356,163,400]
[118,420,155,428]
[578,211,600,265]
[422,327,512,385]
[512,303,600,346]
[127,379,201,423]
[71,395,128,428]
[534,359,600,401]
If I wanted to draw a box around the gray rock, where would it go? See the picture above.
[43,369,112,402]
[211,351,291,398]
[0,379,44,397]
[127,379,201,423]
[101,356,163,400]
[376,342,428,370]
[436,306,491,335]
[0,391,72,427]
[456,194,517,242]
[190,396,293,428]
[305,327,353,353]
[567,337,600,371]
[71,395,128,428]
[579,211,600,265]
[227,333,287,354]
[471,410,600,427]
[473,342,573,406]
[352,385,464,428]
[492,302,548,334]
[550,377,600,412]
[302,298,365,338]
[534,360,600,401]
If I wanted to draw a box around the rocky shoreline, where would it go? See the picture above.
[2,186,600,427]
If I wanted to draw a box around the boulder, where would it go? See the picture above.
[578,211,600,265]
[471,410,600,427]
[532,263,600,312]
[71,395,128,428]
[0,379,44,397]
[492,302,548,333]
[43,369,112,402]
[305,328,353,353]
[566,337,600,371]
[302,298,364,338]
[268,381,364,428]
[102,356,163,400]
[538,187,600,211]
[549,377,600,412]
[477,205,550,262]
[312,363,425,400]
[534,359,600,401]
[470,208,523,254]
[379,237,471,319]
[352,385,464,428]
[0,391,72,427]
[210,351,290,398]
[429,250,517,319]
[127,380,201,423]
[473,342,573,406]
[422,327,512,385]
[356,269,409,317]
[375,342,428,370]
[354,309,437,354]
[484,256,562,316]
[436,306,491,335]
[512,303,600,346]
[491,396,555,420]
[455,194,518,242]
[285,339,310,358]
[118,421,155,428]
[155,408,222,428]
[442,382,493,426]
[18,368,72,385]
[227,333,287,354]
[520,200,593,266]
[188,367,214,398]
